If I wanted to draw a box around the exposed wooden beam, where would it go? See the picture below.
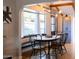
[50,2,74,7]
[72,3,75,10]
[55,7,60,11]
[51,14,55,17]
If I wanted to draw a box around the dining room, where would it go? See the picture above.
[21,1,74,59]
[3,0,75,59]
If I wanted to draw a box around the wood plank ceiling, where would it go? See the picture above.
[25,1,74,17]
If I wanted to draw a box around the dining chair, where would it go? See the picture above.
[29,34,46,58]
[51,33,68,56]
[42,33,47,36]
[50,35,61,59]
[59,33,68,55]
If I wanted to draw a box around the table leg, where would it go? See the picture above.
[48,42,50,59]
[39,41,41,59]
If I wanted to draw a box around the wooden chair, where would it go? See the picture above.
[50,35,61,59]
[58,33,68,55]
[51,33,68,56]
[29,34,46,59]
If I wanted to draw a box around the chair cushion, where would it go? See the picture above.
[21,37,29,44]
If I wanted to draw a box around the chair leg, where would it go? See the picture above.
[43,48,46,56]
[30,50,34,59]
[54,48,57,59]
[31,49,37,56]
[59,45,67,56]
[61,46,64,56]
[58,46,63,56]
[63,45,67,53]
[32,50,34,56]
[39,48,46,57]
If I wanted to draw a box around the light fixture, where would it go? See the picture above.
[65,14,68,19]
[55,14,58,17]
[65,14,68,17]
[64,14,71,20]
[59,10,62,14]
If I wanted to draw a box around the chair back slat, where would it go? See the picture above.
[63,33,68,44]
[60,33,68,45]
[57,33,68,45]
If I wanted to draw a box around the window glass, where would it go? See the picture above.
[51,17,55,31]
[39,14,45,34]
[21,11,37,36]
[21,9,46,37]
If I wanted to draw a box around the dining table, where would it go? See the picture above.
[35,35,61,59]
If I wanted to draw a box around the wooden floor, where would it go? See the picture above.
[22,43,75,59]
[59,43,75,59]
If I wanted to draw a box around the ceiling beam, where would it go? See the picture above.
[72,3,75,10]
[50,2,74,7]
[55,7,60,11]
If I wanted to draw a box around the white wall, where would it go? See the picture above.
[3,0,21,59]
[57,14,63,33]
[45,13,51,36]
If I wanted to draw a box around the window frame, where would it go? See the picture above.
[39,13,46,34]
[21,10,46,36]
[51,16,56,32]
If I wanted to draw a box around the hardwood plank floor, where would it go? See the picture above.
[22,43,75,59]
[59,43,75,59]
